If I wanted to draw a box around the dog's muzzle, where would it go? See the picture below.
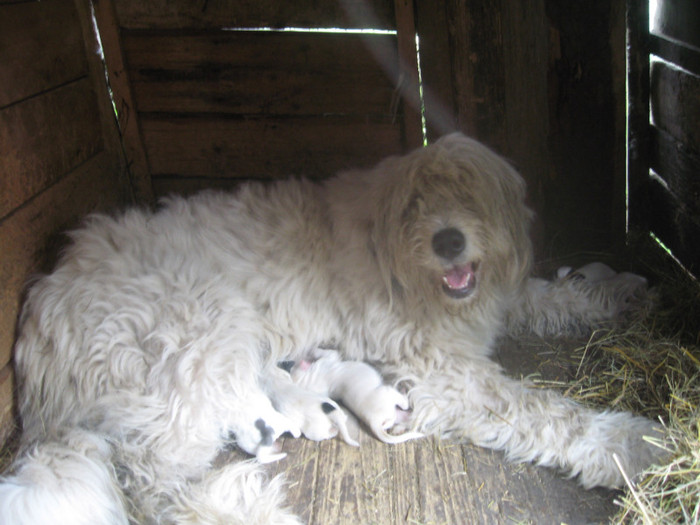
[432,228,478,299]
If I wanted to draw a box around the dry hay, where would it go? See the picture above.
[540,266,700,524]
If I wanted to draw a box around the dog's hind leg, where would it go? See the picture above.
[0,428,128,525]
[404,357,666,489]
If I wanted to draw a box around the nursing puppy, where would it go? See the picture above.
[1,133,662,523]
[264,366,359,447]
[291,350,424,444]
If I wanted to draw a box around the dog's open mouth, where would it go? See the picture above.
[441,262,478,298]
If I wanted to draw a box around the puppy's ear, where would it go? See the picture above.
[277,360,295,373]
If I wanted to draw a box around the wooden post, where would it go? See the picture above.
[91,0,154,204]
[626,0,650,235]
[394,0,424,149]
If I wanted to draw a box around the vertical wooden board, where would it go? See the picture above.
[0,365,15,447]
[627,0,651,234]
[0,153,131,367]
[141,117,403,182]
[73,0,136,204]
[114,0,396,30]
[542,1,621,256]
[0,0,88,107]
[0,79,103,219]
[394,0,423,149]
[414,0,459,141]
[445,0,476,137]
[651,59,700,149]
[501,0,548,248]
[610,1,630,253]
[92,0,154,203]
[123,32,399,117]
[445,0,506,146]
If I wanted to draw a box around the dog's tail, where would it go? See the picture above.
[0,428,129,525]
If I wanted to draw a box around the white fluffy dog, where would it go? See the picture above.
[0,134,663,524]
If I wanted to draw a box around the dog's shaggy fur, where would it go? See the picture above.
[0,134,663,524]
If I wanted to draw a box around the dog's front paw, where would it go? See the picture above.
[568,412,667,489]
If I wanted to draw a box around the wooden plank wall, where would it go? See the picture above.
[0,0,133,444]
[629,0,700,277]
[105,0,627,258]
[646,0,700,275]
[102,0,415,197]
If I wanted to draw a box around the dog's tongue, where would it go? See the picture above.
[443,264,475,290]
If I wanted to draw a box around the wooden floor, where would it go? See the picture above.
[251,337,621,525]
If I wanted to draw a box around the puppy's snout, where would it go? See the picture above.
[432,227,466,259]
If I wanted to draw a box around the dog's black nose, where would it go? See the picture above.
[432,227,466,259]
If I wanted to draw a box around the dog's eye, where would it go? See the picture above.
[401,193,422,223]
[321,402,336,414]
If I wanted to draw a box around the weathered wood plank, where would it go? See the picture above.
[650,125,700,215]
[414,0,459,142]
[141,116,403,183]
[123,31,399,117]
[445,0,506,150]
[393,0,423,149]
[0,0,87,107]
[652,0,700,51]
[114,0,395,31]
[151,177,246,198]
[627,0,652,236]
[0,365,15,447]
[0,153,132,368]
[651,59,700,149]
[92,0,154,203]
[651,34,700,77]
[73,0,138,205]
[0,78,103,219]
[647,176,700,276]
[501,0,548,250]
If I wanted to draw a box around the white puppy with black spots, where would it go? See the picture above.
[291,350,424,445]
[265,363,359,447]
